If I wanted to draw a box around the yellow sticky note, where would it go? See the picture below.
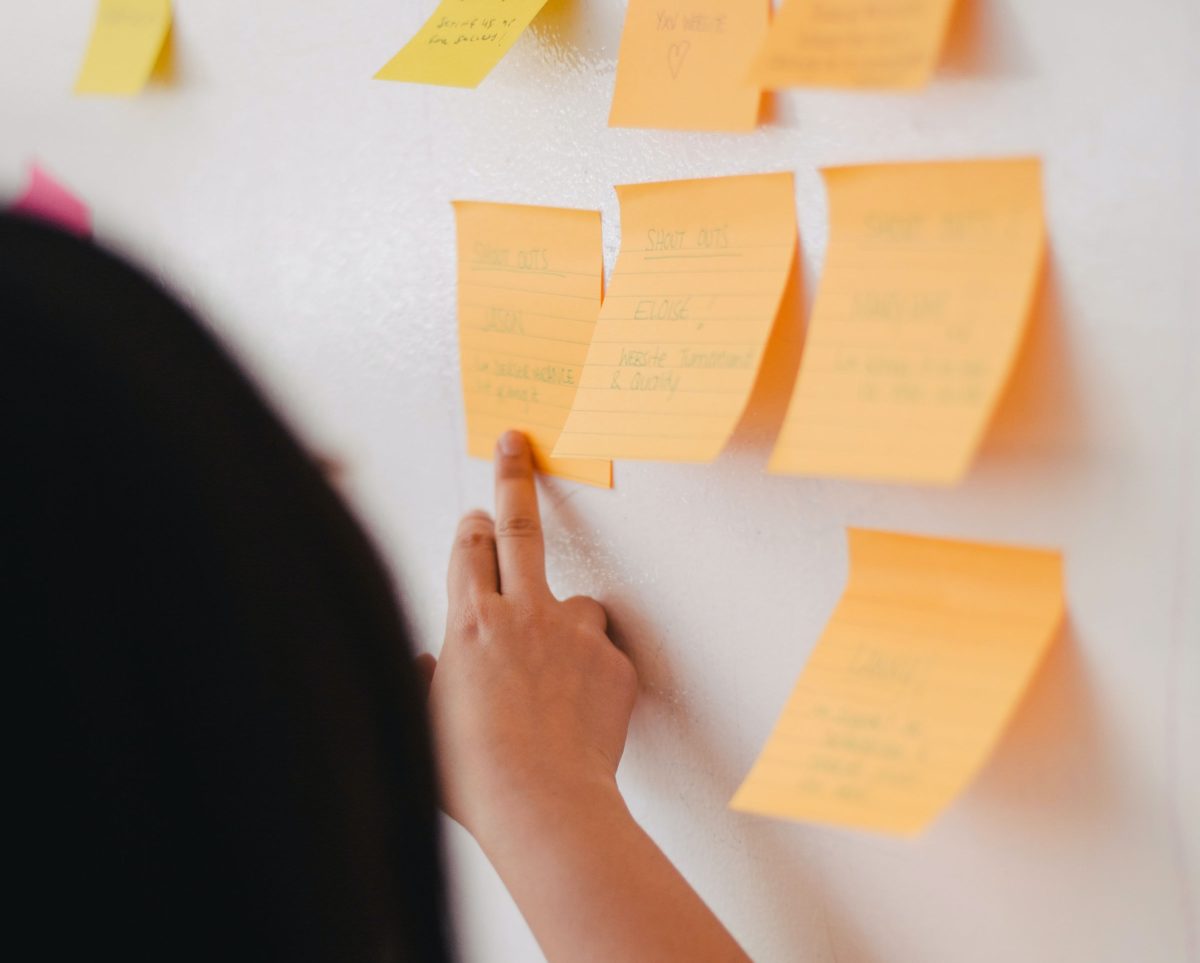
[751,0,957,89]
[375,0,550,88]
[610,0,768,132]
[732,528,1064,835]
[553,173,797,463]
[769,158,1045,484]
[454,201,611,488]
[75,0,172,96]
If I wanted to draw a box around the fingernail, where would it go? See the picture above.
[498,430,525,456]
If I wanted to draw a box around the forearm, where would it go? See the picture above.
[437,435,745,960]
[475,777,751,963]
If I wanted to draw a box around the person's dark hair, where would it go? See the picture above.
[2,214,451,962]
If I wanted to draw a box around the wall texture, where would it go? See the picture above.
[2,1,1197,960]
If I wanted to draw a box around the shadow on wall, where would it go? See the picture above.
[940,0,1038,80]
[974,254,1091,470]
[530,0,619,59]
[725,246,807,457]
[965,618,1124,837]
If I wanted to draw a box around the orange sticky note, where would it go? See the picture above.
[553,173,796,463]
[75,0,172,96]
[769,158,1045,484]
[454,201,611,488]
[751,0,957,89]
[376,0,550,88]
[609,0,768,131]
[731,528,1064,835]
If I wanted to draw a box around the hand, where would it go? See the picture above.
[425,430,637,844]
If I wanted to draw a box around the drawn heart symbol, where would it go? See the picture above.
[667,41,691,79]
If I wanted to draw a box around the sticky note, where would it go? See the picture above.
[375,0,550,88]
[751,0,957,89]
[609,0,768,132]
[11,165,91,238]
[769,158,1045,484]
[732,528,1064,835]
[75,0,172,95]
[454,201,611,487]
[553,173,796,463]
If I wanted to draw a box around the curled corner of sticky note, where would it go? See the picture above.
[10,165,92,238]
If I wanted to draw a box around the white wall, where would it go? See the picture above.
[2,1,1197,960]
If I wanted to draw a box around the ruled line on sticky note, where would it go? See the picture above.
[75,0,172,96]
[375,0,550,88]
[768,157,1046,485]
[609,0,767,131]
[751,0,957,90]
[454,201,611,488]
[730,528,1065,836]
[553,173,797,463]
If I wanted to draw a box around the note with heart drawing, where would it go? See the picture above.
[610,0,768,131]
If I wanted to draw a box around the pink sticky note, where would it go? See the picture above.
[11,165,91,238]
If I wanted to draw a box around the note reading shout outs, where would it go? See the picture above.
[454,201,611,488]
[732,528,1064,835]
[75,0,172,96]
[376,0,550,88]
[554,173,797,463]
[751,0,958,89]
[770,158,1046,484]
[610,0,768,132]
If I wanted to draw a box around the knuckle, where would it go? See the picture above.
[565,595,607,629]
[452,606,482,640]
[454,512,494,550]
[452,597,496,641]
[455,529,493,551]
[496,514,541,538]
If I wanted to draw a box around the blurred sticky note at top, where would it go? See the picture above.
[731,528,1064,836]
[11,165,91,238]
[376,0,550,88]
[454,201,611,488]
[751,0,957,89]
[75,0,172,95]
[610,0,768,131]
[770,158,1045,484]
[553,173,796,463]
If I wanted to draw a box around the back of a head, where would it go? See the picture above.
[2,215,451,962]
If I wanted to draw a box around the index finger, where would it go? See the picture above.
[494,430,547,597]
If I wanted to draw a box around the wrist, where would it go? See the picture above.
[469,771,630,861]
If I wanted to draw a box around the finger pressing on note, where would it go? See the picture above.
[494,430,548,597]
[448,510,499,601]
